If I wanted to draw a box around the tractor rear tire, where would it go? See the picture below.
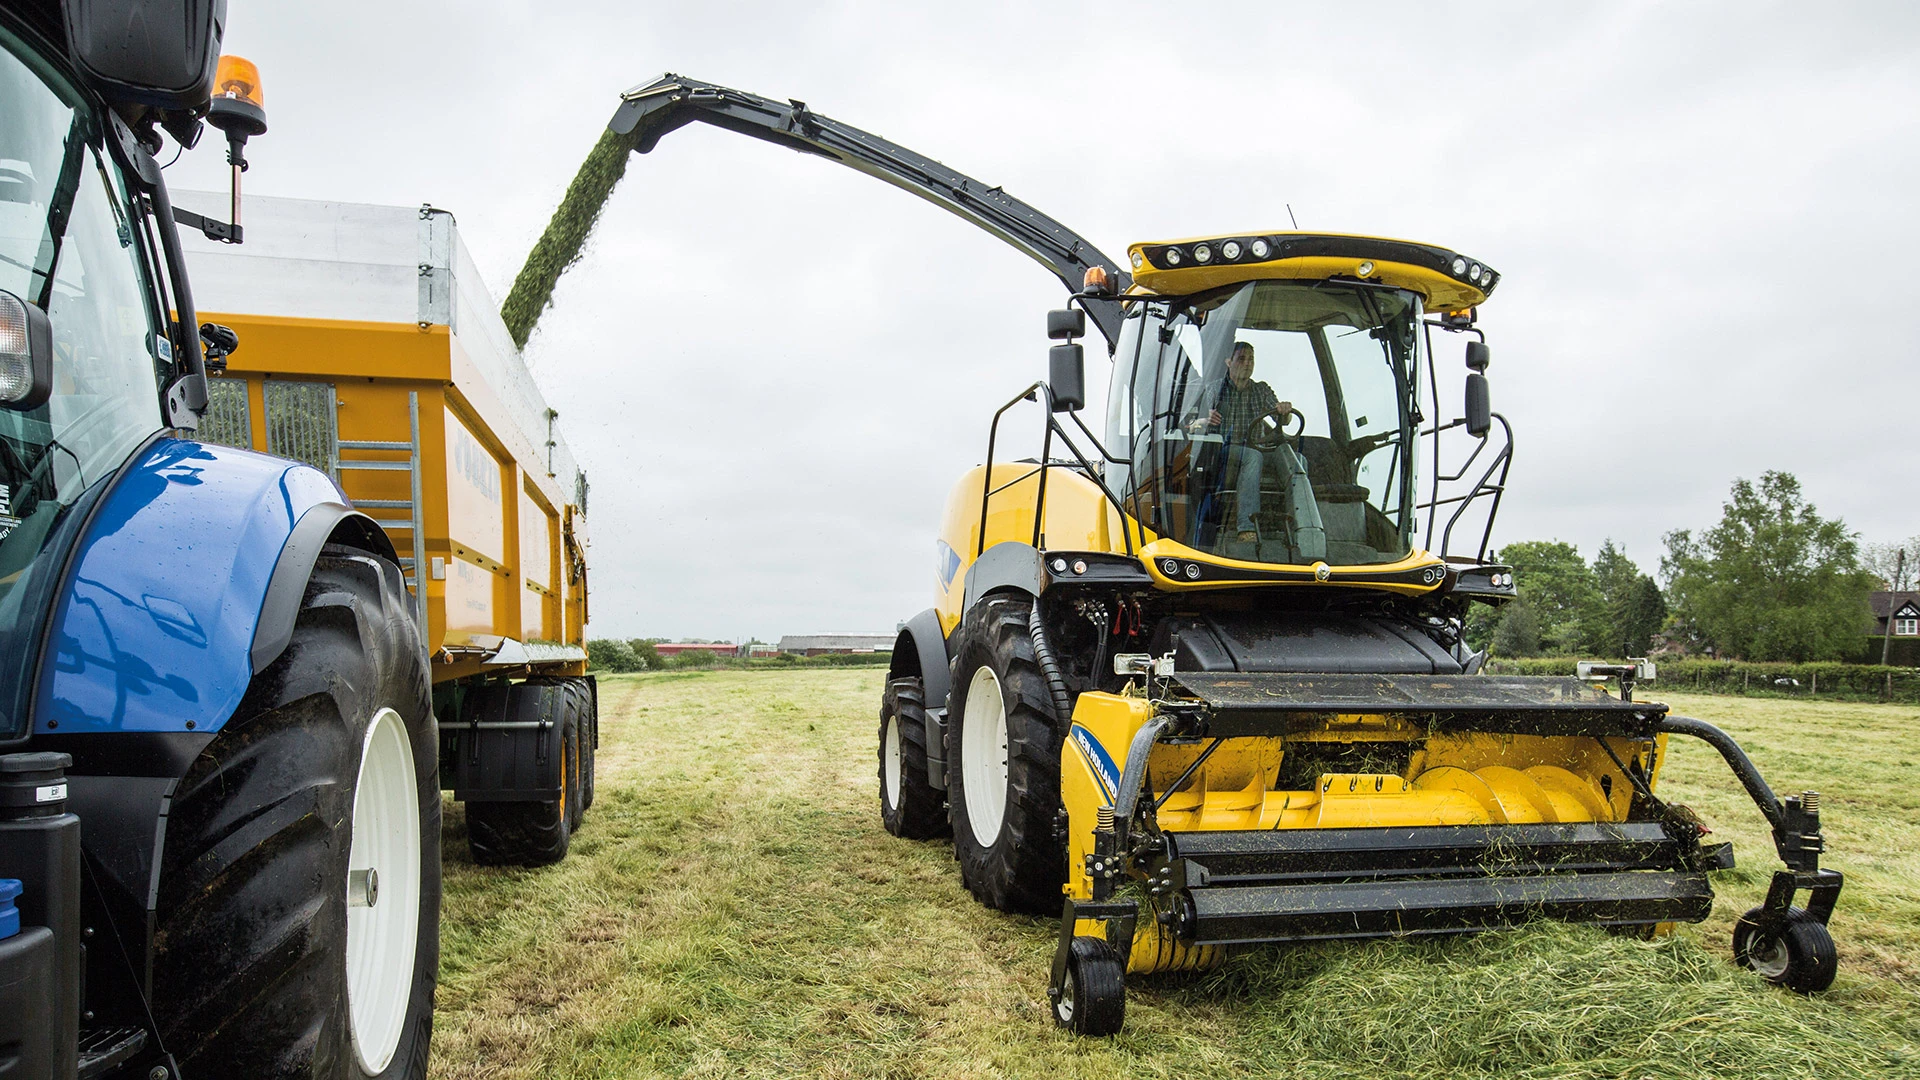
[1734,906,1837,993]
[465,681,580,866]
[946,595,1066,914]
[878,675,948,839]
[1054,936,1126,1036]
[149,550,439,1079]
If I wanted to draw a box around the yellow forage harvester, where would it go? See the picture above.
[538,75,1844,1038]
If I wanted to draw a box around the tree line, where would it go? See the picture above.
[1476,471,1907,664]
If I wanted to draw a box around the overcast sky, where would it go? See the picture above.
[167,2,1920,641]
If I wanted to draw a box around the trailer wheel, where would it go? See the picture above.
[465,685,577,866]
[1734,906,1837,993]
[946,595,1066,914]
[577,680,597,813]
[150,550,438,1079]
[1054,936,1126,1036]
[878,675,948,839]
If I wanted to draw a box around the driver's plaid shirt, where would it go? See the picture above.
[1205,379,1279,445]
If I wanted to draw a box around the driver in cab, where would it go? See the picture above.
[1186,342,1293,543]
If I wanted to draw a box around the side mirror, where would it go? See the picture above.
[1047,308,1085,341]
[1465,372,1490,437]
[1049,343,1085,412]
[0,290,53,412]
[1464,340,1490,371]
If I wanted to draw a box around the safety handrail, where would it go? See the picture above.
[978,382,1137,559]
[1418,413,1512,562]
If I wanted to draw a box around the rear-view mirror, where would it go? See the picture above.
[1047,308,1085,341]
[1465,372,1490,437]
[1049,344,1084,412]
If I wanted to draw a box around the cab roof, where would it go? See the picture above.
[1126,232,1498,312]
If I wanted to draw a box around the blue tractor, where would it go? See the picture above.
[0,3,439,1077]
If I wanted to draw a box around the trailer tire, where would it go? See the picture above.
[878,675,948,839]
[946,595,1066,914]
[149,550,439,1079]
[1734,906,1837,993]
[465,684,578,866]
[577,680,597,814]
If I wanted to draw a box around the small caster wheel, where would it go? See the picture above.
[1053,936,1125,1036]
[1733,906,1837,993]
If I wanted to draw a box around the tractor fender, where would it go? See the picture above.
[891,609,952,790]
[249,501,397,674]
[33,439,388,737]
[961,541,1043,616]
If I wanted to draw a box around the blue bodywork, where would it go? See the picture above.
[33,439,343,736]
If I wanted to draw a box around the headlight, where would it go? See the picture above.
[1250,238,1271,259]
[1193,244,1212,264]
[1452,256,1468,276]
[1131,251,1144,269]
[1164,247,1183,266]
[1221,240,1242,260]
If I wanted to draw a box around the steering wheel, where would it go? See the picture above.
[1248,406,1305,451]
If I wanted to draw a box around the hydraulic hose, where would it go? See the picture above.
[1028,602,1076,728]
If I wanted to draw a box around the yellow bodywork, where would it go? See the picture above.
[197,312,590,683]
[933,463,1448,637]
[1126,231,1493,312]
[1059,691,1668,974]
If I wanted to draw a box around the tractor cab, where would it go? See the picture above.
[1102,232,1499,569]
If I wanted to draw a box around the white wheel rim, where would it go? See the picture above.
[961,665,1010,847]
[1749,933,1791,980]
[1058,968,1077,1023]
[346,707,421,1074]
[883,712,903,809]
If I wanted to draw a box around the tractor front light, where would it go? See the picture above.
[1131,251,1144,269]
[1165,248,1183,266]
[1356,260,1374,276]
[1193,244,1212,264]
[1250,238,1271,259]
[1452,256,1468,276]
[1221,240,1242,260]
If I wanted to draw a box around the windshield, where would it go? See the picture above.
[0,22,166,737]
[1104,280,1423,566]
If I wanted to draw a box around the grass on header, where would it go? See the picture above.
[428,671,1920,1079]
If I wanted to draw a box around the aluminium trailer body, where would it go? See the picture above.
[175,190,601,866]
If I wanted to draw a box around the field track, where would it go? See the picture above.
[429,670,1920,1079]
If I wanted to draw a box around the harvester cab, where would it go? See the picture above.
[519,73,1844,1039]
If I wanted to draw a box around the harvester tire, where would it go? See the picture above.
[946,595,1066,914]
[1054,936,1126,1036]
[1733,906,1837,993]
[465,681,581,866]
[878,676,948,839]
[149,550,439,1079]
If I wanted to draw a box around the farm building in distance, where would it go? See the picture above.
[778,634,895,657]
[654,642,744,658]
[1868,591,1920,665]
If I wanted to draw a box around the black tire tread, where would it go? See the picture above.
[1733,905,1837,993]
[878,676,949,840]
[465,678,583,866]
[1058,936,1126,1036]
[947,595,1067,914]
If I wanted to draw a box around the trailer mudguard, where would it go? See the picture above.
[31,439,387,737]
[890,609,952,710]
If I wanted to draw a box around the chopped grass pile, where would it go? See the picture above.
[430,671,1920,1079]
[501,126,640,350]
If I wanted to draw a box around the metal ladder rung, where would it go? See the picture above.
[339,460,413,471]
[339,439,414,451]
[371,520,414,530]
[354,499,413,509]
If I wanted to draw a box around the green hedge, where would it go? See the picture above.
[1483,657,1920,704]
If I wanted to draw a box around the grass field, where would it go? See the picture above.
[428,671,1920,1079]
